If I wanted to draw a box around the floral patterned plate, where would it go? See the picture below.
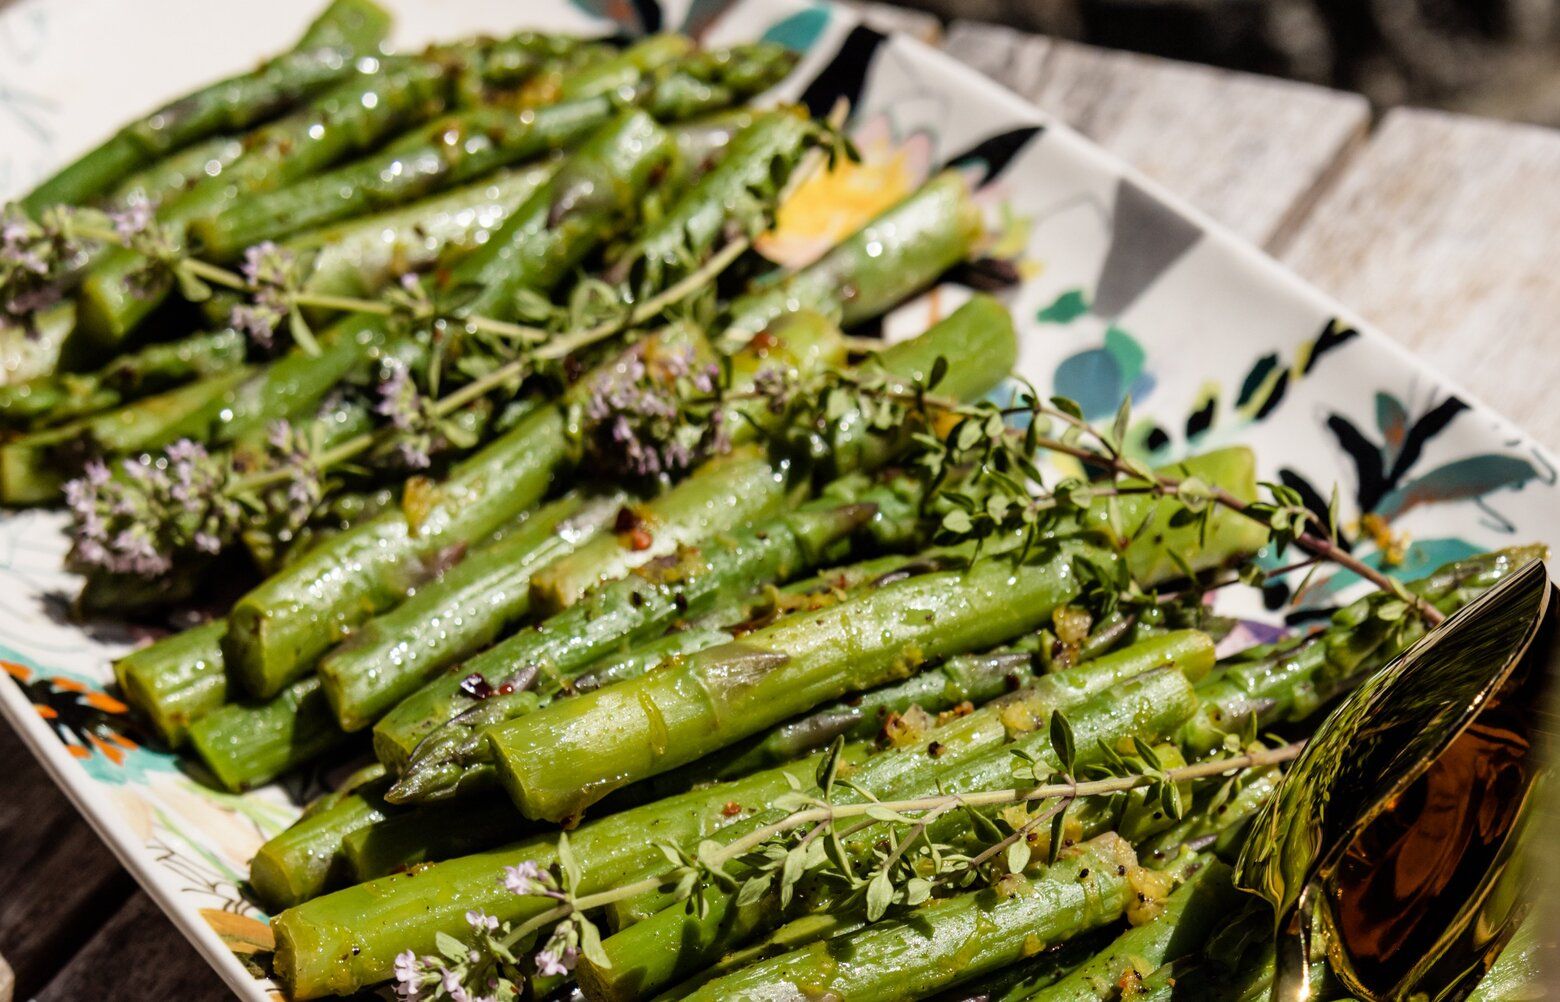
[1,0,1554,998]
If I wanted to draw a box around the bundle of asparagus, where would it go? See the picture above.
[3,4,1544,1001]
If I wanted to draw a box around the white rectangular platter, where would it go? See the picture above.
[1,0,1555,997]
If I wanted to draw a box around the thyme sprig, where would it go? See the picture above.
[745,362,1442,625]
[419,732,1302,998]
[56,229,754,578]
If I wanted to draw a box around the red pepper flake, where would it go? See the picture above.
[722,801,742,817]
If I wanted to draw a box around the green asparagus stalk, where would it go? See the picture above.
[112,620,228,747]
[250,777,392,910]
[919,937,1112,1002]
[0,328,248,430]
[489,535,1120,823]
[0,366,255,505]
[0,302,78,385]
[222,402,568,698]
[1137,767,1281,863]
[192,43,794,257]
[337,795,535,882]
[222,111,679,699]
[317,493,622,731]
[382,489,883,801]
[1088,447,1268,584]
[1180,544,1548,754]
[675,834,1170,1002]
[77,55,455,347]
[590,657,1206,984]
[723,169,984,339]
[607,106,820,292]
[20,0,392,213]
[1025,860,1241,1002]
[569,625,737,694]
[187,676,349,792]
[286,163,556,309]
[693,642,1043,781]
[271,748,845,999]
[103,136,247,214]
[530,294,1017,612]
[376,299,1019,777]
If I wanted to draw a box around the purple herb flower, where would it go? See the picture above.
[392,950,424,998]
[535,946,578,978]
[464,909,499,932]
[109,201,153,242]
[263,420,325,528]
[581,339,731,479]
[62,444,242,579]
[228,242,298,350]
[0,204,74,330]
[502,861,547,897]
[373,359,438,470]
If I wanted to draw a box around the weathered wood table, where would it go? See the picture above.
[1,3,1556,998]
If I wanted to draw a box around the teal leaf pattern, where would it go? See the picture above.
[761,6,832,52]
[1036,288,1089,324]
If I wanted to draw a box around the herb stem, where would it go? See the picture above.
[507,742,1303,943]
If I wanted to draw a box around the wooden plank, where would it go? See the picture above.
[942,21,1371,250]
[840,1,941,43]
[1281,108,1560,451]
[34,893,229,1001]
[0,724,134,998]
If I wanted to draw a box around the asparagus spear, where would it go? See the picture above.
[337,794,535,883]
[0,366,255,505]
[530,294,1018,612]
[590,657,1206,987]
[250,776,392,910]
[316,493,622,731]
[0,328,247,430]
[489,535,1121,823]
[286,163,556,309]
[102,135,247,214]
[112,620,228,747]
[570,625,737,694]
[76,54,455,347]
[1025,860,1241,1002]
[675,834,1171,1002]
[193,43,794,257]
[689,642,1043,781]
[271,748,846,999]
[723,169,984,339]
[607,106,820,292]
[187,676,349,792]
[223,112,679,699]
[20,0,393,213]
[381,488,885,801]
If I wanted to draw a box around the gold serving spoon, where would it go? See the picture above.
[1234,557,1557,1002]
